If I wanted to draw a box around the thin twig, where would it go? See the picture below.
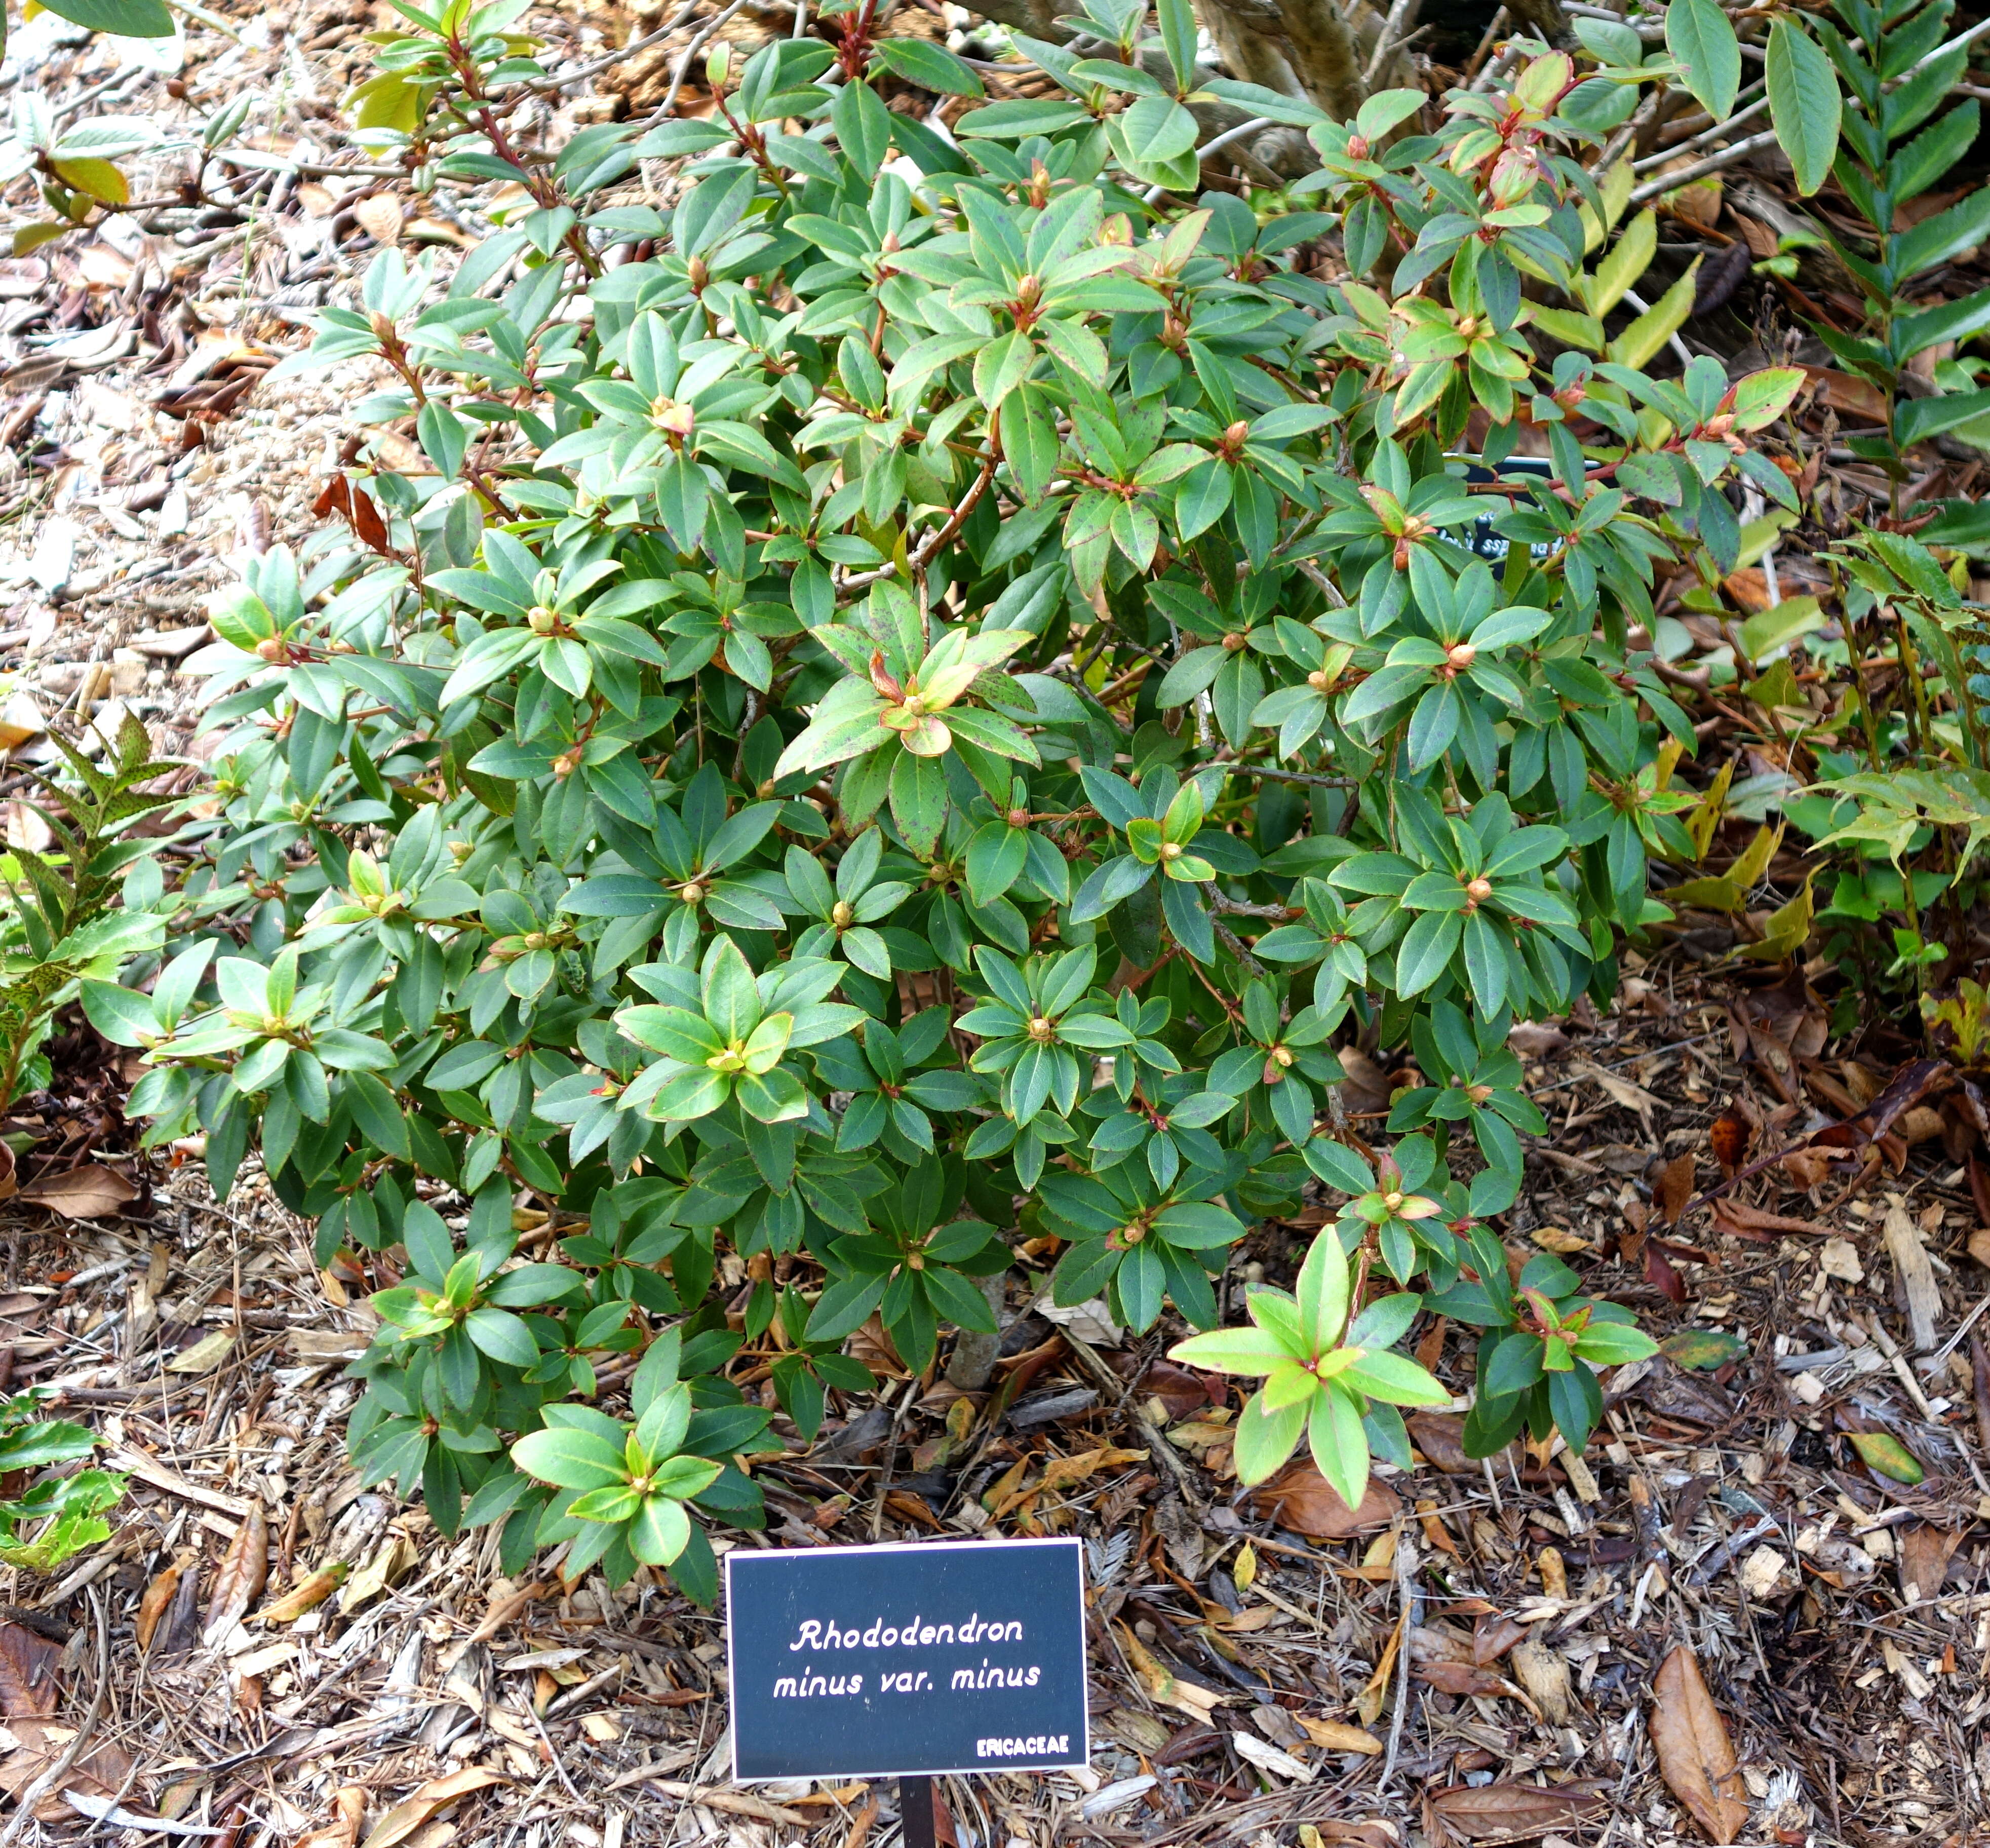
[1627,129,1781,206]
[529,13,692,94]
[658,0,753,120]
[1378,1536,1419,1788]
[1363,0,1419,87]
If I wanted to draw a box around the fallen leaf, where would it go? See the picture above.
[1656,1153,1695,1224]
[1251,1460,1399,1537]
[0,1624,58,1719]
[1133,1360,1219,1419]
[1231,1729,1314,1783]
[1968,1227,1990,1269]
[1294,1714,1381,1755]
[1711,1199,1828,1237]
[1650,1642,1749,1843]
[58,1791,215,1835]
[257,1564,347,1623]
[1414,1659,1519,1700]
[1709,1109,1752,1170]
[1898,1524,1961,1603]
[0,1627,135,1825]
[166,1329,235,1375]
[1646,1241,1687,1304]
[1801,366,1889,421]
[18,1164,136,1220]
[1115,1623,1225,1723]
[1428,1781,1605,1842]
[1472,1614,1530,1664]
[203,1504,268,1645]
[340,1532,418,1610]
[135,1559,186,1653]
[1354,1604,1407,1725]
[1659,1329,1747,1371]
[359,1768,506,1848]
[1847,1430,1924,1485]
[295,1787,366,1848]
[1529,1225,1589,1254]
[1505,1027,1570,1071]
[1408,1412,1516,1476]
[1304,1824,1397,1848]
[354,196,405,245]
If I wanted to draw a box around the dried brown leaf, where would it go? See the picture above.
[1709,1109,1752,1171]
[295,1787,366,1848]
[18,1164,136,1220]
[1293,1715,1381,1755]
[1427,1781,1605,1841]
[135,1560,186,1654]
[257,1564,347,1623]
[1650,1642,1749,1843]
[360,1767,507,1848]
[1898,1524,1961,1604]
[353,196,405,245]
[1251,1460,1399,1537]
[1656,1153,1695,1225]
[203,1505,267,1646]
[1414,1659,1518,1700]
[0,1623,58,1719]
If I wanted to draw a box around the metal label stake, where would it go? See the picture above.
[899,1775,935,1848]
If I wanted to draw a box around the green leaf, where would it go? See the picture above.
[1168,1326,1292,1374]
[1306,1382,1370,1512]
[1155,0,1199,90]
[512,1427,628,1490]
[1665,0,1740,122]
[1117,95,1199,167]
[1232,1392,1308,1485]
[868,36,983,96]
[889,749,948,858]
[630,1494,693,1564]
[1295,1226,1349,1356]
[1737,596,1823,662]
[1765,21,1840,198]
[36,0,175,35]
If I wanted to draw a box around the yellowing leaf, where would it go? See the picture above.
[166,1329,235,1374]
[346,72,421,135]
[1611,258,1699,369]
[1739,596,1824,663]
[1848,1431,1925,1484]
[49,160,127,206]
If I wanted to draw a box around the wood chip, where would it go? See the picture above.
[1881,1200,1942,1350]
